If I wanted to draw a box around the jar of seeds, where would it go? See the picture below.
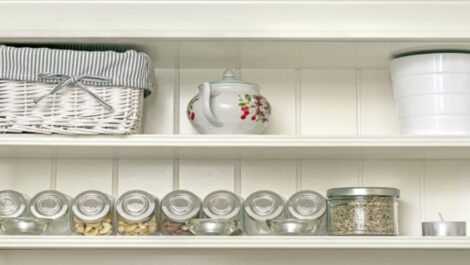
[0,190,29,235]
[30,190,72,235]
[160,190,201,235]
[244,190,284,235]
[71,190,114,236]
[187,190,243,235]
[271,190,327,235]
[116,190,158,236]
[327,187,400,236]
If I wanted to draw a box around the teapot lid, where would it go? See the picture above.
[202,70,258,87]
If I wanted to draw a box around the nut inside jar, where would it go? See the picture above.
[74,213,113,236]
[115,190,159,236]
[71,190,114,236]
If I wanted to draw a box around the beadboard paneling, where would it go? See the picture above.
[0,159,51,196]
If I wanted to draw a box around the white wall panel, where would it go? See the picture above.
[360,69,400,135]
[118,160,173,198]
[241,69,296,135]
[240,160,297,198]
[424,160,470,232]
[0,159,51,196]
[301,69,357,135]
[56,159,113,197]
[179,160,235,198]
[362,160,422,236]
[143,69,175,134]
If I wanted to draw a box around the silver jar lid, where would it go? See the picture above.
[287,190,326,220]
[116,190,156,223]
[0,190,28,218]
[327,187,400,198]
[72,190,112,222]
[202,190,242,220]
[30,190,71,220]
[244,190,284,221]
[161,190,201,223]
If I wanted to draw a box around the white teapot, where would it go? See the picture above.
[187,70,271,134]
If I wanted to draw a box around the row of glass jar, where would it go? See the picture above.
[0,187,400,236]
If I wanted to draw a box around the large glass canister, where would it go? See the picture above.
[271,190,327,235]
[0,190,30,235]
[160,190,201,235]
[29,190,72,235]
[116,190,158,236]
[327,187,400,236]
[244,190,284,235]
[188,190,243,235]
[71,190,114,236]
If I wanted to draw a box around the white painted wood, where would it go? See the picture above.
[117,160,173,198]
[424,160,470,232]
[3,2,470,39]
[359,69,400,135]
[0,159,51,196]
[241,69,296,135]
[301,69,357,135]
[179,160,235,198]
[56,159,113,196]
[143,69,175,134]
[240,160,296,198]
[362,160,422,236]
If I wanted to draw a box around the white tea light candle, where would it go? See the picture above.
[422,213,466,236]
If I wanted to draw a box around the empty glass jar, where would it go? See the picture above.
[116,190,158,236]
[271,190,327,235]
[327,187,400,236]
[188,190,242,235]
[244,190,284,235]
[160,190,201,235]
[0,190,31,235]
[30,190,72,235]
[71,190,114,236]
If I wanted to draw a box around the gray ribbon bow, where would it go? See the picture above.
[34,73,114,112]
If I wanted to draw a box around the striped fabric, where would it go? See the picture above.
[0,45,154,95]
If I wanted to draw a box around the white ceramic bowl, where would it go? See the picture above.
[391,52,470,135]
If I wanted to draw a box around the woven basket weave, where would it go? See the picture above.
[0,81,144,134]
[0,45,154,135]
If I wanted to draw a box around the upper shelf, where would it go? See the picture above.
[0,236,469,250]
[2,1,470,39]
[2,135,470,159]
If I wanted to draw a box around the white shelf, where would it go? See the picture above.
[0,236,468,250]
[1,135,470,159]
[1,1,470,39]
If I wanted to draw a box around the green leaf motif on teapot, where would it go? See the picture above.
[238,94,271,124]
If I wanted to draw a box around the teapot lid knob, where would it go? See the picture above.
[223,69,236,79]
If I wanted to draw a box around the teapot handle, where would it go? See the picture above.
[202,82,224,127]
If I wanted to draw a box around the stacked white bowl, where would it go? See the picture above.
[391,51,470,135]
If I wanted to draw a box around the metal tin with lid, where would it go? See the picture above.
[160,190,201,235]
[0,190,29,219]
[116,190,157,223]
[244,190,285,235]
[72,190,113,222]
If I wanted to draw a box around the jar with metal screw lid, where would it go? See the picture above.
[244,190,284,235]
[0,190,30,235]
[271,190,327,235]
[160,190,201,235]
[29,190,72,235]
[188,190,243,235]
[71,190,114,236]
[327,187,400,236]
[116,190,158,236]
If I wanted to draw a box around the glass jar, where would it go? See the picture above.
[244,190,284,235]
[0,190,30,235]
[188,190,242,235]
[71,190,114,236]
[327,187,400,236]
[116,190,158,236]
[272,190,327,235]
[160,190,201,235]
[29,190,72,235]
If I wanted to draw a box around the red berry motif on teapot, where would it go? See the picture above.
[238,94,271,124]
[187,96,199,121]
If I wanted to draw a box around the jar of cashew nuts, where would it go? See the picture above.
[71,190,114,236]
[116,190,158,236]
[160,190,201,235]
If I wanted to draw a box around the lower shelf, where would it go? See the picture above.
[0,236,469,250]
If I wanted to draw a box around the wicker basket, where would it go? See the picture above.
[0,45,154,135]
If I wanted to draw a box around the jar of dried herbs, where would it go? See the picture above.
[327,187,400,236]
